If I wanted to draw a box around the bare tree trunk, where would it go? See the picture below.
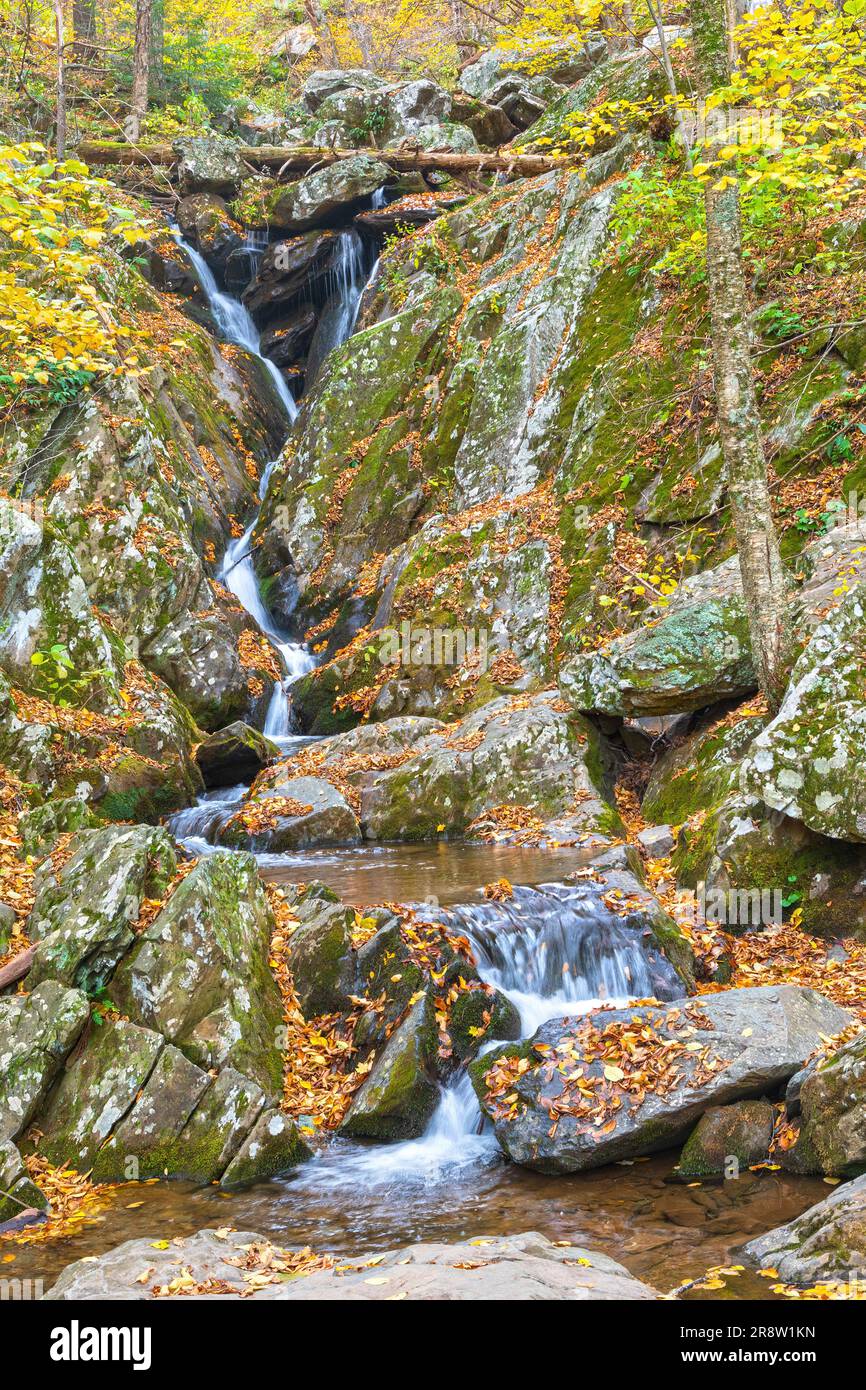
[304,0,338,64]
[125,0,152,142]
[72,0,96,60]
[690,0,792,709]
[54,0,66,158]
[149,0,165,96]
[645,0,694,170]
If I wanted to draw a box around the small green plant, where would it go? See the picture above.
[30,642,110,708]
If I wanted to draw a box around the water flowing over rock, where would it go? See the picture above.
[45,1229,659,1300]
[472,986,852,1174]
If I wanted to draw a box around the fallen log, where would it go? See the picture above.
[77,141,568,181]
[0,944,35,991]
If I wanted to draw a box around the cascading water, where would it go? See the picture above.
[290,881,684,1190]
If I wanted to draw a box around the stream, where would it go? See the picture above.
[14,220,828,1299]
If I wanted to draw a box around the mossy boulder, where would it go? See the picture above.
[641,704,769,827]
[176,193,244,276]
[340,994,440,1140]
[782,1032,866,1177]
[267,156,391,234]
[90,1043,212,1183]
[0,981,89,1143]
[194,721,279,788]
[0,1140,48,1224]
[111,851,284,1097]
[219,774,361,851]
[28,825,177,994]
[176,136,247,198]
[285,901,356,1018]
[743,1172,866,1286]
[220,1109,312,1187]
[18,796,102,859]
[448,985,521,1063]
[674,1100,775,1179]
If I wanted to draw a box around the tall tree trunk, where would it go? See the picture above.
[54,0,66,159]
[304,0,338,64]
[149,0,165,96]
[125,0,152,142]
[690,0,792,710]
[72,0,96,60]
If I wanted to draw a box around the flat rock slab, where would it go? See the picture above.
[472,985,852,1174]
[45,1229,658,1301]
[743,1172,866,1285]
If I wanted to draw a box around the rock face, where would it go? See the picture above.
[28,826,177,993]
[781,1032,866,1176]
[110,851,284,1095]
[674,1100,775,1179]
[340,994,440,1140]
[268,156,391,234]
[359,692,621,842]
[471,986,852,1173]
[242,230,339,323]
[0,981,89,1142]
[743,1173,866,1285]
[744,586,866,842]
[46,1229,659,1301]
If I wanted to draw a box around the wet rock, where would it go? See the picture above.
[111,851,283,1096]
[37,1018,164,1170]
[194,721,279,788]
[176,193,244,276]
[674,1100,775,1179]
[780,1031,866,1177]
[0,981,89,1142]
[0,1140,48,1224]
[28,826,177,994]
[46,1228,658,1300]
[259,307,317,367]
[352,917,424,1049]
[472,986,852,1174]
[449,985,521,1063]
[285,901,356,1018]
[242,230,339,323]
[130,231,199,296]
[220,1109,311,1187]
[743,1172,866,1285]
[636,824,676,858]
[341,994,440,1140]
[171,1066,268,1180]
[267,156,392,235]
[219,774,361,852]
[176,136,247,198]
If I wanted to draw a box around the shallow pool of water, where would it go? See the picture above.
[8,1149,826,1298]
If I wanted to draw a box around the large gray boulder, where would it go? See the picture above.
[780,1031,866,1177]
[45,1228,658,1300]
[0,981,89,1142]
[27,826,177,993]
[300,68,387,114]
[194,720,279,788]
[459,39,606,101]
[268,156,391,235]
[743,1173,866,1285]
[110,851,284,1096]
[471,986,852,1173]
[176,136,246,198]
[175,193,244,276]
[219,773,361,852]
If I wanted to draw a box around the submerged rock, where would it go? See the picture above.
[743,1173,866,1285]
[46,1229,659,1301]
[472,986,852,1174]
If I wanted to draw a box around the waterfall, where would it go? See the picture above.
[176,233,299,422]
[291,881,684,1189]
[176,230,310,742]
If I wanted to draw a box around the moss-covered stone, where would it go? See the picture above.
[340,994,439,1140]
[674,1100,775,1179]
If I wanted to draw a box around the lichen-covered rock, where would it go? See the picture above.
[472,986,852,1173]
[0,981,89,1142]
[0,1140,48,1224]
[559,591,754,717]
[285,901,356,1018]
[743,1173,866,1285]
[46,1228,658,1301]
[674,1100,775,1179]
[360,693,621,842]
[176,136,247,197]
[341,994,439,1140]
[300,68,387,113]
[175,1066,267,1179]
[352,917,425,1049]
[28,825,177,993]
[194,721,279,788]
[90,1044,211,1183]
[744,585,866,841]
[219,773,361,851]
[220,1109,311,1187]
[18,796,101,859]
[781,1032,866,1177]
[641,703,769,826]
[36,1018,164,1170]
[267,156,391,235]
[110,851,283,1097]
